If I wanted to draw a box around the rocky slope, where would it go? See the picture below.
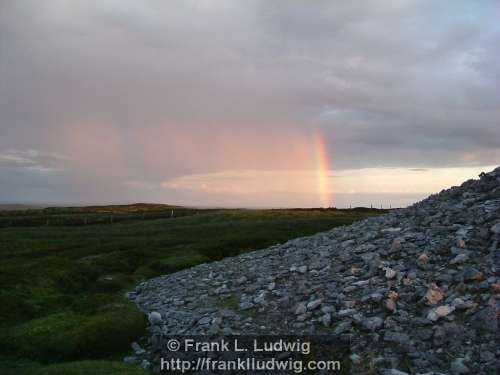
[128,167,500,374]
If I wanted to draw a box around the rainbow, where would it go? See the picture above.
[314,130,332,208]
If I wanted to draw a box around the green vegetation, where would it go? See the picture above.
[0,357,150,375]
[0,203,203,228]
[0,204,384,374]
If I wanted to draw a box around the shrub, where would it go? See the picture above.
[3,303,146,361]
[4,313,80,360]
[70,303,146,358]
[0,292,35,324]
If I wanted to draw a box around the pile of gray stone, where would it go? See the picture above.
[127,167,500,374]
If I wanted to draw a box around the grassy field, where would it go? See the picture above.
[0,204,384,374]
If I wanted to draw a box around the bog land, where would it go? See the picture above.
[0,204,383,374]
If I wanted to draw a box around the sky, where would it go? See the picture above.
[0,0,499,208]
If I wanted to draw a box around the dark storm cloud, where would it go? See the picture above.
[0,0,499,203]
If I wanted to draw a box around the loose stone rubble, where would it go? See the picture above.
[128,167,500,374]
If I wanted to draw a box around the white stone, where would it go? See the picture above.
[148,311,162,325]
[298,265,308,274]
[384,267,397,279]
[427,305,455,321]
[321,313,332,327]
[307,299,323,310]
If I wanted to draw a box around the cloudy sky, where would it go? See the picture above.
[1,0,499,207]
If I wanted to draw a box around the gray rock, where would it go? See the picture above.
[320,313,331,327]
[320,305,335,314]
[463,267,482,281]
[253,292,267,304]
[306,299,323,310]
[236,276,247,284]
[140,359,150,369]
[337,308,356,317]
[480,351,495,362]
[450,253,469,264]
[350,353,362,364]
[427,305,455,321]
[198,316,212,325]
[131,341,145,355]
[370,293,384,303]
[294,303,307,315]
[390,239,402,252]
[381,369,409,375]
[124,356,140,365]
[471,306,498,332]
[296,313,308,322]
[362,316,384,331]
[384,267,397,279]
[148,311,162,325]
[334,320,352,335]
[239,301,254,310]
[490,222,500,234]
[298,265,308,274]
[450,358,469,374]
[384,331,410,346]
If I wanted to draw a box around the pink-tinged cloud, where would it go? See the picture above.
[1,1,499,206]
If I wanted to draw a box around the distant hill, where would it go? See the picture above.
[0,203,194,227]
[0,204,47,211]
[71,203,181,213]
[0,203,180,214]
